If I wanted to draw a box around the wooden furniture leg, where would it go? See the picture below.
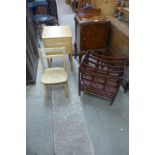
[44,85,48,97]
[74,41,77,59]
[78,70,81,96]
[69,54,73,72]
[64,82,68,97]
[79,52,83,63]
[47,58,52,67]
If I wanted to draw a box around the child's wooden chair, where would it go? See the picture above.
[38,47,68,97]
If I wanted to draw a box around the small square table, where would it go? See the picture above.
[42,26,73,71]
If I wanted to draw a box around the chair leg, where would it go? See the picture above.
[64,82,68,97]
[78,87,81,96]
[44,85,48,98]
[74,41,77,59]
[79,53,82,64]
[78,70,81,96]
[47,58,52,68]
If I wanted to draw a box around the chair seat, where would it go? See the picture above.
[41,67,67,84]
[33,14,53,22]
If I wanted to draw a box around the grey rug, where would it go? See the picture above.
[51,60,94,155]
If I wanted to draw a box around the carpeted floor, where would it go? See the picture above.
[51,58,94,155]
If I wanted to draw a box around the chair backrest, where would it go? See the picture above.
[34,1,49,14]
[38,46,67,72]
[48,0,58,18]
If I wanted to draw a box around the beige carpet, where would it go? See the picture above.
[52,68,95,154]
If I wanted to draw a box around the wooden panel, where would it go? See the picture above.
[80,23,109,50]
[108,16,128,36]
[42,26,72,38]
[76,0,117,17]
[75,13,110,50]
[75,8,101,15]
[108,24,129,57]
[89,0,98,7]
[42,26,72,54]
[43,38,72,54]
[95,0,117,16]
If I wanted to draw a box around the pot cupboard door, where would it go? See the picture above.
[80,23,110,50]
